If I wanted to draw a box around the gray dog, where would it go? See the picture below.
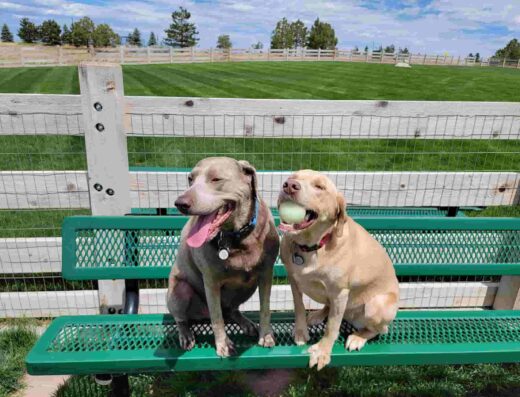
[167,157,279,357]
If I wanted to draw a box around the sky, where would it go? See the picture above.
[1,1,519,56]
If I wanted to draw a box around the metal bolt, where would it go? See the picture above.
[95,123,105,132]
[93,102,103,111]
[93,183,103,191]
[106,188,115,196]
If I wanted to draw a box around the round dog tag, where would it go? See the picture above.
[218,248,230,260]
[292,253,304,266]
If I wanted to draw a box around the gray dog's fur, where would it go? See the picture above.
[167,157,279,357]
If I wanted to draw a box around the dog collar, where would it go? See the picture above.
[297,232,332,253]
[212,198,259,258]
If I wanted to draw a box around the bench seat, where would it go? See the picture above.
[27,310,520,375]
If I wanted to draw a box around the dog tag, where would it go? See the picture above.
[218,248,230,260]
[292,253,304,266]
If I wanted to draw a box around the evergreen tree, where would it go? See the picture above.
[270,18,293,49]
[148,32,157,46]
[252,41,263,49]
[353,45,359,52]
[475,52,480,62]
[399,47,409,54]
[18,18,39,43]
[128,28,142,46]
[61,24,72,45]
[164,7,199,48]
[307,18,337,50]
[39,19,61,45]
[1,24,14,42]
[290,19,307,48]
[93,24,120,47]
[495,39,520,60]
[216,34,232,49]
[364,45,369,53]
[384,44,395,53]
[70,17,95,47]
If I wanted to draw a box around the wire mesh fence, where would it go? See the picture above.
[0,92,519,318]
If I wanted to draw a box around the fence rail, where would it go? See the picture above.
[0,62,518,318]
[1,44,519,69]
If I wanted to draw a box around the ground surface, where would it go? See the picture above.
[0,62,520,101]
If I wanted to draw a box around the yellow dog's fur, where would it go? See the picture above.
[278,170,399,370]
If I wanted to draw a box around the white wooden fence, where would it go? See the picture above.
[1,44,519,69]
[0,62,519,317]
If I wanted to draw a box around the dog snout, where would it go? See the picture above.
[175,195,192,214]
[283,179,301,195]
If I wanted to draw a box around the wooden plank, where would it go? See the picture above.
[124,97,520,139]
[0,94,83,135]
[139,282,498,314]
[79,62,131,314]
[0,238,61,274]
[0,290,99,317]
[0,170,517,209]
[0,171,89,209]
[129,171,520,208]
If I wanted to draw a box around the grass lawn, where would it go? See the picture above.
[0,320,37,397]
[0,62,520,101]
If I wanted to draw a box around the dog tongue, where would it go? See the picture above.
[187,212,218,248]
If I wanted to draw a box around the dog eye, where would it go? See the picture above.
[315,184,326,191]
[211,177,223,183]
[187,176,193,185]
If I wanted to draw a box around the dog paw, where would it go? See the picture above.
[215,337,236,357]
[307,309,327,326]
[308,343,331,371]
[258,332,276,348]
[178,329,195,351]
[345,334,367,351]
[293,327,310,346]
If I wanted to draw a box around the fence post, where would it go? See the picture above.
[267,49,271,61]
[503,58,506,68]
[380,51,384,63]
[423,53,426,65]
[58,46,63,66]
[210,47,213,62]
[147,47,151,64]
[317,48,321,61]
[191,47,194,62]
[494,277,520,310]
[333,49,336,61]
[169,47,173,63]
[78,62,131,314]
[286,48,289,61]
[119,46,124,64]
[19,47,24,67]
[517,59,520,69]
[365,51,369,62]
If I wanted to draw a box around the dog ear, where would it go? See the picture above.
[238,160,258,198]
[335,192,347,237]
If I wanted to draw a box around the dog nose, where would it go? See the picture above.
[283,179,301,194]
[175,196,192,214]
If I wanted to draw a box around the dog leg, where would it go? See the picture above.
[228,309,259,337]
[308,290,349,371]
[203,279,235,357]
[345,329,379,351]
[307,306,329,326]
[257,262,275,347]
[167,276,200,350]
[289,276,310,346]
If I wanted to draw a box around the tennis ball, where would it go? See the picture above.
[279,201,306,224]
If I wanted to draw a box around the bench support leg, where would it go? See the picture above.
[111,375,130,397]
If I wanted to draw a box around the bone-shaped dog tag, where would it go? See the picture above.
[292,253,304,266]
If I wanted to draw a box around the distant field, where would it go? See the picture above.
[0,62,519,101]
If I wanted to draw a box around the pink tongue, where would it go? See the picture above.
[187,212,218,248]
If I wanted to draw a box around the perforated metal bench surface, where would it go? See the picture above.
[26,216,520,375]
[26,311,520,375]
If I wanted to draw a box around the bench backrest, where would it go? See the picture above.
[62,216,520,281]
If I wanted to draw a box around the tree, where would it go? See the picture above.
[252,41,263,49]
[216,34,232,49]
[353,45,359,52]
[475,52,480,62]
[399,47,409,54]
[61,24,72,45]
[18,18,39,43]
[39,19,61,45]
[364,45,369,53]
[495,39,520,60]
[93,24,120,47]
[1,24,14,42]
[270,18,293,49]
[70,17,95,47]
[148,32,157,46]
[307,18,337,50]
[468,52,474,58]
[128,28,142,46]
[384,44,395,53]
[290,19,307,48]
[164,7,199,48]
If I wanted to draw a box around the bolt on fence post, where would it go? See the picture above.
[78,62,131,315]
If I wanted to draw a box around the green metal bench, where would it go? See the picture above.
[26,216,520,395]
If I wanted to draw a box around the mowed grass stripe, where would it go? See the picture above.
[0,62,519,101]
